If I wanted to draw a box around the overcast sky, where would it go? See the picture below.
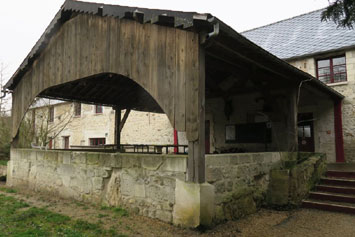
[0,0,330,81]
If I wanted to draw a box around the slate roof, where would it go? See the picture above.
[242,9,355,60]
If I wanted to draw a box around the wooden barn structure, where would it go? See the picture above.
[4,0,344,184]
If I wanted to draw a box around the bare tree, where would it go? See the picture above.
[0,63,11,158]
[19,98,78,149]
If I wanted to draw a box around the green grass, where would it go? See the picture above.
[100,205,129,217]
[0,194,126,236]
[0,160,8,166]
[0,187,17,193]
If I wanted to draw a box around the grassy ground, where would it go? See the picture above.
[0,160,8,166]
[0,187,127,237]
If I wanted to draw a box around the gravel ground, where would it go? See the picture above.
[202,208,355,237]
[1,182,355,236]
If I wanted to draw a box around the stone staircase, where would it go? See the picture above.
[302,163,355,214]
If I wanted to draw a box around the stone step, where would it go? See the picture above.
[327,163,355,172]
[326,170,355,179]
[302,199,355,215]
[321,177,355,187]
[309,191,355,204]
[316,185,355,195]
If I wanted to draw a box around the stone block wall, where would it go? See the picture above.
[7,149,187,223]
[205,152,286,222]
[267,153,326,207]
[0,165,6,178]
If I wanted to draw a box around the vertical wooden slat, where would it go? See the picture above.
[185,32,199,141]
[156,26,167,117]
[165,27,176,127]
[140,24,151,89]
[56,26,64,85]
[148,24,159,99]
[174,29,187,132]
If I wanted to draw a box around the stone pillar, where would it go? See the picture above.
[173,179,215,227]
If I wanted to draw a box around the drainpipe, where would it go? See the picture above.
[174,129,178,154]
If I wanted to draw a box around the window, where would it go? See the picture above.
[317,55,347,84]
[89,138,106,146]
[48,107,54,122]
[225,125,236,142]
[298,125,312,138]
[74,103,81,117]
[95,105,103,114]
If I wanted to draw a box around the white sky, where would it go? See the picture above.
[0,0,330,82]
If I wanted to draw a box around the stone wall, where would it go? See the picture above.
[7,149,187,223]
[7,149,325,226]
[205,152,285,222]
[267,153,326,207]
[0,165,6,178]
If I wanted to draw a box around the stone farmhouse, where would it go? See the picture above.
[26,99,183,150]
[243,9,355,163]
[2,1,350,227]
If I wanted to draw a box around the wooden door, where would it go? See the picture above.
[298,113,315,152]
[63,136,69,149]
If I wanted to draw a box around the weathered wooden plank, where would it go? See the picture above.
[56,26,64,86]
[119,109,131,132]
[62,19,70,84]
[187,46,206,183]
[42,50,50,90]
[156,26,167,120]
[131,21,145,86]
[148,24,159,100]
[49,32,57,88]
[38,55,45,93]
[174,29,187,132]
[164,27,176,127]
[140,24,151,89]
[185,32,199,141]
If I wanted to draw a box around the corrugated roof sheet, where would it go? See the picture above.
[242,9,355,60]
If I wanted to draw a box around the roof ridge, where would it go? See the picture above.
[242,7,326,34]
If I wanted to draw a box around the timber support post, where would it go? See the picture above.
[187,45,206,183]
[114,107,121,151]
[287,88,298,152]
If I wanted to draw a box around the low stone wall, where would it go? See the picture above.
[7,149,325,227]
[205,152,288,222]
[267,153,326,207]
[0,165,6,178]
[7,149,187,223]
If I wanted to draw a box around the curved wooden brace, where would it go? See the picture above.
[11,14,202,141]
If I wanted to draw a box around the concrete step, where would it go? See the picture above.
[302,199,355,215]
[316,185,355,195]
[321,177,355,187]
[309,191,355,204]
[326,170,355,179]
